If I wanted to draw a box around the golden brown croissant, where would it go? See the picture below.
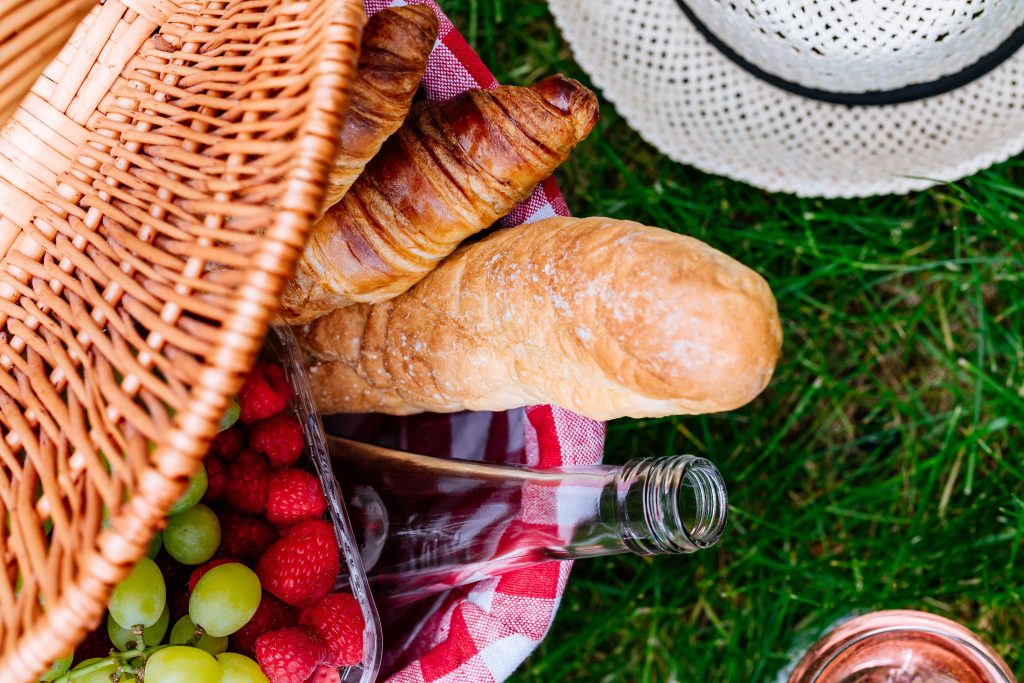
[280,75,599,325]
[299,216,782,420]
[320,5,439,212]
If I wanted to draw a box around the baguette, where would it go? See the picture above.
[281,76,599,325]
[300,216,782,420]
[320,5,438,212]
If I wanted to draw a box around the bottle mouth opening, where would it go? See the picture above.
[635,455,729,555]
[675,457,728,550]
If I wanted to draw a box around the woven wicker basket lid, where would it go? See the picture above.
[0,0,364,679]
[0,0,97,127]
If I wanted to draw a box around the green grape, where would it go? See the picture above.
[108,557,167,628]
[189,563,261,637]
[38,651,72,682]
[169,614,228,656]
[164,504,221,565]
[169,465,208,516]
[67,658,134,683]
[216,653,268,683]
[147,531,163,559]
[107,605,169,650]
[145,646,220,683]
[219,398,241,432]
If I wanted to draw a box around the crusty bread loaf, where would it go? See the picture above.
[280,76,599,325]
[320,5,438,212]
[299,216,782,420]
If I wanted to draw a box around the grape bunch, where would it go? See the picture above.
[44,361,365,683]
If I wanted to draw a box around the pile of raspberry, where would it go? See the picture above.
[203,361,364,683]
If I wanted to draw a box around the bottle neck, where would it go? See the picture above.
[327,436,730,606]
[615,455,728,555]
[329,436,729,559]
[559,455,728,559]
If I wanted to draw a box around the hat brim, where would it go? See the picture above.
[549,0,1024,198]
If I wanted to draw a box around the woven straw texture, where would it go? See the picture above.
[0,0,364,679]
[685,0,1024,92]
[0,0,97,126]
[548,0,1024,197]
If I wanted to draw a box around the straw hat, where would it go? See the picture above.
[547,0,1024,197]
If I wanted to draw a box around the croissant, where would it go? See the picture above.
[280,75,599,325]
[299,216,782,421]
[320,4,438,212]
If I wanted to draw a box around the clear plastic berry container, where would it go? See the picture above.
[264,326,383,683]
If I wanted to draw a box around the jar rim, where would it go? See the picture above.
[789,610,1015,683]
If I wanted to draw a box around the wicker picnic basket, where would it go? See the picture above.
[0,0,364,679]
[0,0,97,127]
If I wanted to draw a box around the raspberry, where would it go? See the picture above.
[217,512,278,566]
[211,425,247,462]
[188,558,237,593]
[264,363,294,399]
[231,593,297,657]
[203,456,227,503]
[299,593,365,667]
[307,666,341,683]
[257,519,339,608]
[266,469,327,527]
[250,414,305,469]
[239,362,293,424]
[224,449,270,515]
[255,627,326,683]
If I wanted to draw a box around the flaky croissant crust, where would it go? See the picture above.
[281,76,599,325]
[320,5,438,212]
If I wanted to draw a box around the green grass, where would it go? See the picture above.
[442,1,1024,681]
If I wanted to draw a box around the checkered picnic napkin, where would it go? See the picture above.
[349,2,607,680]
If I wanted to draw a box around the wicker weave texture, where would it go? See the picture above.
[0,0,364,679]
[0,0,98,127]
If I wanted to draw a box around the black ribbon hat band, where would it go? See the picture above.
[674,0,1024,106]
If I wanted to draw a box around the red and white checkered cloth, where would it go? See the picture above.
[349,2,607,681]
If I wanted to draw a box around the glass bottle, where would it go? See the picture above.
[327,435,729,610]
[786,610,1016,683]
